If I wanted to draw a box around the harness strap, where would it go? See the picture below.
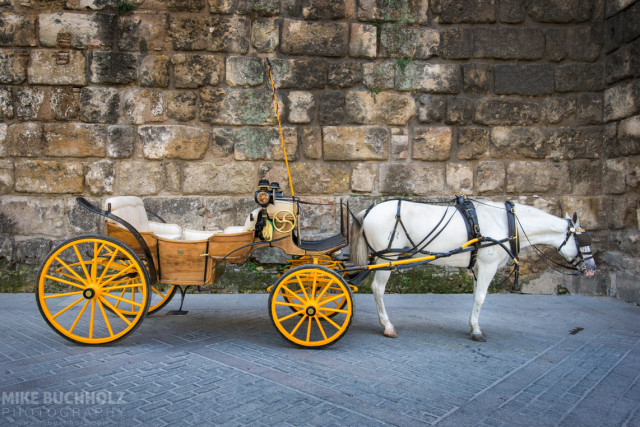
[505,201,520,258]
[455,196,482,269]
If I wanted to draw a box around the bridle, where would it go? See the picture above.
[556,219,593,272]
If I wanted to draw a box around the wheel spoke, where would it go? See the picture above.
[280,284,306,303]
[275,301,304,309]
[315,278,338,301]
[52,296,85,319]
[97,247,120,283]
[318,306,349,314]
[69,299,90,334]
[89,299,96,339]
[44,274,86,290]
[72,244,91,283]
[289,313,307,336]
[54,257,87,287]
[99,263,136,287]
[97,299,114,338]
[43,290,84,299]
[318,312,342,330]
[306,316,312,342]
[277,308,305,323]
[101,282,144,292]
[314,316,328,341]
[98,297,132,326]
[295,276,310,300]
[103,292,144,309]
[319,292,347,306]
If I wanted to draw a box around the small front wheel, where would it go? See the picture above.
[268,265,354,348]
[36,235,150,345]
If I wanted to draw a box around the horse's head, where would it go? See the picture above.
[557,213,596,277]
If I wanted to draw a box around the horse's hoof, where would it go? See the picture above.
[471,333,486,342]
[384,328,398,338]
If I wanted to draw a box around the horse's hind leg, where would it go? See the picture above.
[371,270,398,338]
[469,262,498,342]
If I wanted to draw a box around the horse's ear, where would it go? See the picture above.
[565,212,571,220]
[572,212,580,226]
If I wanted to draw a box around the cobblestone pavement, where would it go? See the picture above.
[1,292,639,426]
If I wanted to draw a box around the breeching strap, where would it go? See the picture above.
[266,58,295,197]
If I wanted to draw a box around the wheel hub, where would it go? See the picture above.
[83,287,98,299]
[305,305,317,317]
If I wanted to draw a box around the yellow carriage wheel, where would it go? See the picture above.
[36,235,150,345]
[269,265,353,348]
[104,282,176,316]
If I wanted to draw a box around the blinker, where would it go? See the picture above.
[576,232,591,247]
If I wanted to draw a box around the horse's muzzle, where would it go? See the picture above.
[581,258,596,277]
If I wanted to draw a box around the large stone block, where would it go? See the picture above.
[548,127,603,160]
[0,13,37,47]
[559,197,605,230]
[412,126,452,161]
[15,87,49,121]
[15,160,84,194]
[79,87,119,124]
[117,161,164,196]
[238,0,281,16]
[323,126,389,161]
[417,94,446,123]
[555,63,604,93]
[445,97,474,125]
[349,23,377,59]
[0,159,13,194]
[463,63,491,94]
[90,51,137,84]
[50,87,78,121]
[300,127,322,160]
[251,18,279,53]
[208,0,236,13]
[358,0,428,23]
[507,161,570,194]
[618,115,640,155]
[363,62,395,90]
[345,91,415,125]
[122,89,165,124]
[606,38,640,85]
[200,88,278,125]
[139,125,210,160]
[499,0,525,23]
[475,97,539,126]
[234,127,297,161]
[287,91,315,124]
[441,28,473,59]
[29,50,86,86]
[281,20,348,57]
[473,28,544,59]
[571,159,602,196]
[166,0,206,11]
[0,87,12,119]
[328,61,362,88]
[380,25,439,59]
[379,163,445,195]
[494,65,554,96]
[0,197,67,237]
[317,91,345,125]
[302,0,346,19]
[65,0,118,9]
[604,81,640,122]
[166,91,197,122]
[39,13,114,49]
[395,62,460,93]
[575,93,603,126]
[169,16,249,53]
[138,54,169,87]
[604,2,640,53]
[0,49,27,84]
[144,197,206,230]
[545,27,602,62]
[541,97,576,124]
[446,163,473,194]
[106,125,135,158]
[2,123,43,157]
[290,162,350,194]
[431,0,496,23]
[457,127,488,160]
[211,128,235,158]
[490,126,546,159]
[351,163,377,192]
[528,0,593,23]
[43,123,107,157]
[86,159,114,195]
[270,59,327,89]
[183,161,256,194]
[172,54,223,88]
[226,56,264,87]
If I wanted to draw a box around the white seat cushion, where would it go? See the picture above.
[104,196,183,240]
[183,229,218,241]
[149,221,183,240]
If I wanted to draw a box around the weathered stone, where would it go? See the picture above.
[208,0,235,13]
[15,160,84,193]
[555,63,604,93]
[86,159,114,195]
[237,0,281,16]
[79,87,119,123]
[90,51,137,84]
[234,127,297,161]
[0,49,27,84]
[571,159,602,196]
[473,28,544,59]
[548,127,603,160]
[183,161,256,194]
[211,128,235,158]
[287,91,315,124]
[351,163,377,192]
[618,115,640,155]
[441,28,472,59]
[172,54,223,88]
[395,63,460,93]
[575,93,603,126]
[117,161,164,196]
[542,97,576,124]
[413,127,452,161]
[391,131,409,160]
[65,0,118,9]
[139,125,210,160]
[290,162,350,194]
[431,0,496,23]
[166,91,197,122]
[0,13,37,47]
[345,91,415,125]
[500,0,525,23]
[475,97,539,126]
[0,159,13,194]
[138,55,169,87]
[50,87,78,120]
[445,97,473,125]
[302,0,345,19]
[169,16,249,53]
[417,95,446,123]
[358,0,428,23]
[226,56,264,87]
[490,127,546,159]
[604,81,640,122]
[301,127,321,160]
[463,63,491,94]
[118,13,169,52]
[606,0,636,17]
[281,20,348,57]
[2,123,43,157]
[15,87,48,120]
[106,125,135,158]
[379,163,445,195]
[166,0,205,11]
[380,25,439,59]
[507,161,570,194]
[349,23,377,59]
[144,197,205,230]
[604,2,640,53]
[458,127,489,160]
[323,126,389,160]
[494,65,554,95]
[270,59,327,89]
[29,50,86,86]
[528,0,593,23]
[122,89,165,124]
[44,123,107,157]
[328,62,361,88]
[606,38,640,85]
[546,27,602,62]
[251,18,279,53]
[317,91,345,125]
[559,196,604,230]
[282,0,301,15]
[0,197,67,237]
[363,62,395,90]
[200,88,278,125]
[39,13,114,49]
[0,87,12,119]
[446,163,473,193]
[15,238,55,265]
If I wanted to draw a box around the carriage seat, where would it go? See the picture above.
[104,196,183,240]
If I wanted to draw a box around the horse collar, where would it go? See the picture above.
[455,196,482,269]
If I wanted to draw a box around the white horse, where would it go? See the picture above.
[349,199,596,341]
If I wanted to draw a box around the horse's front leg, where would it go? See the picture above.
[371,270,397,338]
[469,261,499,342]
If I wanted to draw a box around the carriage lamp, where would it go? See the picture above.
[255,179,271,207]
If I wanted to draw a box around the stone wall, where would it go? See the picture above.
[0,0,638,298]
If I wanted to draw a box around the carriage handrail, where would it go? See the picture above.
[75,197,158,284]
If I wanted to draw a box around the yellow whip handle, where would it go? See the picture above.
[266,59,295,198]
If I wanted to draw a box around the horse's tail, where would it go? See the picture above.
[349,210,369,267]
